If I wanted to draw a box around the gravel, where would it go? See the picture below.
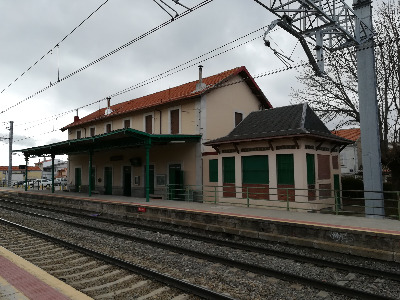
[0,203,399,299]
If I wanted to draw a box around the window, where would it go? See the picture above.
[145,114,153,134]
[76,130,81,139]
[306,154,315,185]
[235,112,243,127]
[89,127,95,137]
[170,108,180,134]
[318,154,331,180]
[277,154,294,185]
[105,123,112,133]
[223,157,235,184]
[332,155,339,170]
[242,155,269,184]
[209,159,218,182]
[124,119,130,129]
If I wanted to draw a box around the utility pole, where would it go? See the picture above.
[8,121,13,187]
[255,0,384,218]
[353,0,384,218]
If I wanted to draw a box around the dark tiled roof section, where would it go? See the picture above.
[61,66,272,131]
[205,103,352,145]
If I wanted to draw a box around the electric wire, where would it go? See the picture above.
[0,0,110,95]
[0,0,214,116]
[13,24,269,132]
[9,32,392,142]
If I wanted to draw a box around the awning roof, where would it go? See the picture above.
[16,128,201,157]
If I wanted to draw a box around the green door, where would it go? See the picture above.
[75,168,81,192]
[123,166,131,197]
[169,164,183,200]
[144,165,154,195]
[104,167,112,195]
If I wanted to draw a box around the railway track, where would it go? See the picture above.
[1,199,399,299]
[1,199,399,279]
[0,219,232,300]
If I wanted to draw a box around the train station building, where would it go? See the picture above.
[17,66,351,210]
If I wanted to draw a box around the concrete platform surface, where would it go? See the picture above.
[0,247,92,300]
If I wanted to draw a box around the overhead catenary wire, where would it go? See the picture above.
[13,26,269,132]
[11,30,388,135]
[0,0,110,95]
[0,0,214,116]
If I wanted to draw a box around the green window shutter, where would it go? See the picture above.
[242,155,269,184]
[209,159,218,183]
[306,154,315,185]
[223,157,235,184]
[277,154,294,185]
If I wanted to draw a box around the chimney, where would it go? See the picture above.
[105,97,113,115]
[195,65,206,92]
[74,109,79,122]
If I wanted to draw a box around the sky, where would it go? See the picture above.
[0,0,365,167]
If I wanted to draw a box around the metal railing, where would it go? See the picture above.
[164,184,400,220]
[1,179,68,191]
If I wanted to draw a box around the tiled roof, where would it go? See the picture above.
[204,103,353,145]
[61,66,272,131]
[331,128,361,142]
[0,166,41,171]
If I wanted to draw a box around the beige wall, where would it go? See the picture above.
[68,142,199,195]
[68,99,200,140]
[202,75,263,152]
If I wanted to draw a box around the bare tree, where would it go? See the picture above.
[291,0,400,152]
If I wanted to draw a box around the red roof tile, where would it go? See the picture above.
[0,166,41,171]
[61,66,271,131]
[331,128,361,141]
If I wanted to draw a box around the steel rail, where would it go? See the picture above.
[1,198,399,281]
[0,217,235,300]
[0,204,397,300]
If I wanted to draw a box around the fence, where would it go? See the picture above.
[1,179,68,191]
[164,184,400,220]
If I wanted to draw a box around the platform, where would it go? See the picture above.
[0,247,92,300]
[1,188,400,262]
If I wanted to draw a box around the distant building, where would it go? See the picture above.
[331,128,361,176]
[0,166,42,185]
[35,159,67,179]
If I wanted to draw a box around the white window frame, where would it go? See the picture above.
[105,122,112,133]
[89,126,96,137]
[168,106,181,134]
[123,118,131,129]
[143,112,154,134]
[234,111,244,127]
[76,130,82,139]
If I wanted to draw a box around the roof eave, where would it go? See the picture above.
[204,133,353,146]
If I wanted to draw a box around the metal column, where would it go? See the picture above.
[89,151,93,197]
[145,139,151,202]
[51,154,55,193]
[7,121,13,187]
[354,0,384,218]
[24,155,28,192]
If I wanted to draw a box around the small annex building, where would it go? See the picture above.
[331,128,361,176]
[17,66,272,200]
[203,103,352,211]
